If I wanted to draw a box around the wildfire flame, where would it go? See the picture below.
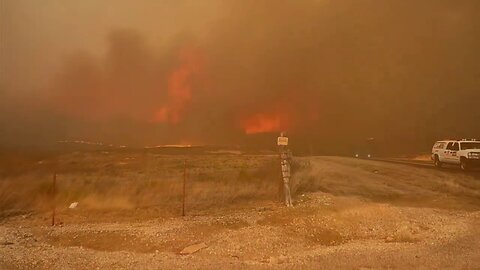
[242,110,290,134]
[154,47,205,124]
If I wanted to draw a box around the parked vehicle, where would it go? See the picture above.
[431,139,480,170]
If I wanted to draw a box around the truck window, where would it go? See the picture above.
[446,142,454,150]
[452,143,459,151]
[461,142,480,150]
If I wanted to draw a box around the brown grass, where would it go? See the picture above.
[0,150,285,219]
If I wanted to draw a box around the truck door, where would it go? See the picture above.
[442,142,454,163]
[449,142,460,164]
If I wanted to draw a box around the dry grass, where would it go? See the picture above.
[3,151,480,222]
[0,150,286,219]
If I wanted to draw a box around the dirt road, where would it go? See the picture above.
[1,156,479,269]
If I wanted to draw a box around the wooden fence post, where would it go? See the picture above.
[52,173,56,226]
[182,160,186,216]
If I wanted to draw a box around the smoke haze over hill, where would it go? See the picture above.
[1,0,479,154]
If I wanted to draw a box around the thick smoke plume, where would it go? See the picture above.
[1,0,479,153]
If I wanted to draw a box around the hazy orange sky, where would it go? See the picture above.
[1,0,223,89]
[1,0,479,153]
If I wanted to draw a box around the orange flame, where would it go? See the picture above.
[242,110,290,134]
[154,47,205,124]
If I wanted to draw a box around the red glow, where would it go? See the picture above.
[242,110,290,134]
[154,47,205,124]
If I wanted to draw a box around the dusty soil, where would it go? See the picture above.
[1,155,480,269]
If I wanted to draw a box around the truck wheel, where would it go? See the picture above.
[460,158,469,171]
[434,155,442,168]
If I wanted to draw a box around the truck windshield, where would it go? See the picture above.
[460,142,480,150]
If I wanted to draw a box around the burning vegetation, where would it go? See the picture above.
[1,1,479,152]
[154,47,206,124]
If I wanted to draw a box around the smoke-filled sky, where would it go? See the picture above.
[1,0,479,153]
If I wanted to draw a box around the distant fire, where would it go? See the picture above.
[242,110,290,134]
[154,47,205,124]
[144,144,193,149]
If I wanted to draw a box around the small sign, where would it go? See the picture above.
[277,136,288,146]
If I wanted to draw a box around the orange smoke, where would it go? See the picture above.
[242,110,290,134]
[154,47,205,124]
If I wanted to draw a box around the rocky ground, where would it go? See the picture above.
[1,156,480,269]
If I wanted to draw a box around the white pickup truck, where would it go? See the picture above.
[431,139,480,170]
